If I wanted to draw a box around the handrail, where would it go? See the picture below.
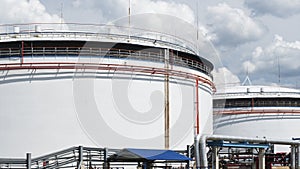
[214,91,300,97]
[32,146,78,162]
[214,108,300,115]
[0,145,190,169]
[0,146,108,169]
[0,23,200,56]
[0,46,213,77]
[0,31,196,55]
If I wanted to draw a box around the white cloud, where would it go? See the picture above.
[67,0,194,25]
[65,0,198,48]
[206,3,267,47]
[245,0,300,18]
[242,60,256,73]
[130,0,194,24]
[95,0,202,56]
[212,67,241,89]
[0,0,62,24]
[243,35,300,83]
[0,0,196,39]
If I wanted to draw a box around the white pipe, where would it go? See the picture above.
[194,134,201,169]
[195,134,300,169]
[212,147,219,169]
[297,146,300,169]
[258,148,265,169]
[200,136,208,169]
[291,146,296,169]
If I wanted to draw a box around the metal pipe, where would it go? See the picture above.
[26,153,31,169]
[212,147,219,169]
[0,62,215,89]
[195,134,208,169]
[291,146,296,169]
[164,48,170,149]
[187,145,190,169]
[258,148,265,169]
[199,136,208,169]
[195,79,199,134]
[103,148,109,169]
[195,134,300,169]
[297,145,300,169]
[194,135,201,169]
[77,146,83,169]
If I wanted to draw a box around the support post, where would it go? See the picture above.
[21,41,24,64]
[26,153,31,169]
[198,135,208,169]
[258,148,265,169]
[212,147,219,169]
[164,48,170,149]
[77,146,83,169]
[195,79,199,135]
[103,148,109,169]
[291,146,296,169]
[186,145,190,169]
[297,145,300,169]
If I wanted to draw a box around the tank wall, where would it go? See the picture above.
[0,58,213,157]
[0,76,95,157]
[214,112,300,151]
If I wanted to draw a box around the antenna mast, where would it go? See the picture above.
[196,0,199,40]
[128,0,131,41]
[60,2,63,30]
[278,55,281,85]
[242,63,252,86]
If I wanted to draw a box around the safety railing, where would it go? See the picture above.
[213,98,300,109]
[0,146,110,169]
[213,91,300,100]
[0,46,212,77]
[0,23,199,56]
[214,108,300,115]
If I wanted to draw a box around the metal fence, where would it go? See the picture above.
[0,46,212,77]
[0,146,109,169]
[0,23,198,56]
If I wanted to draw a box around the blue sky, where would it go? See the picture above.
[2,0,300,88]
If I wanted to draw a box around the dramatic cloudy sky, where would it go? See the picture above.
[2,0,300,89]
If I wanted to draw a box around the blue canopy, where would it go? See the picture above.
[108,148,191,161]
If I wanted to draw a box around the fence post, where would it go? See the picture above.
[26,153,31,169]
[77,146,83,169]
[103,148,110,169]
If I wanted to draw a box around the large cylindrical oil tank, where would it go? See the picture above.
[213,85,300,151]
[0,23,214,157]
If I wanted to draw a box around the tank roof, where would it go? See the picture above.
[214,85,300,99]
[0,23,214,71]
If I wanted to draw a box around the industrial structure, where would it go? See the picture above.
[3,22,300,169]
[212,85,300,168]
[0,23,214,157]
[0,146,191,169]
[194,134,300,169]
[214,85,300,144]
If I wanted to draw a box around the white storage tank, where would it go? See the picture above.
[0,23,215,157]
[213,85,300,151]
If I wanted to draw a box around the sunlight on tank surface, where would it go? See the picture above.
[214,84,300,152]
[0,14,220,157]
